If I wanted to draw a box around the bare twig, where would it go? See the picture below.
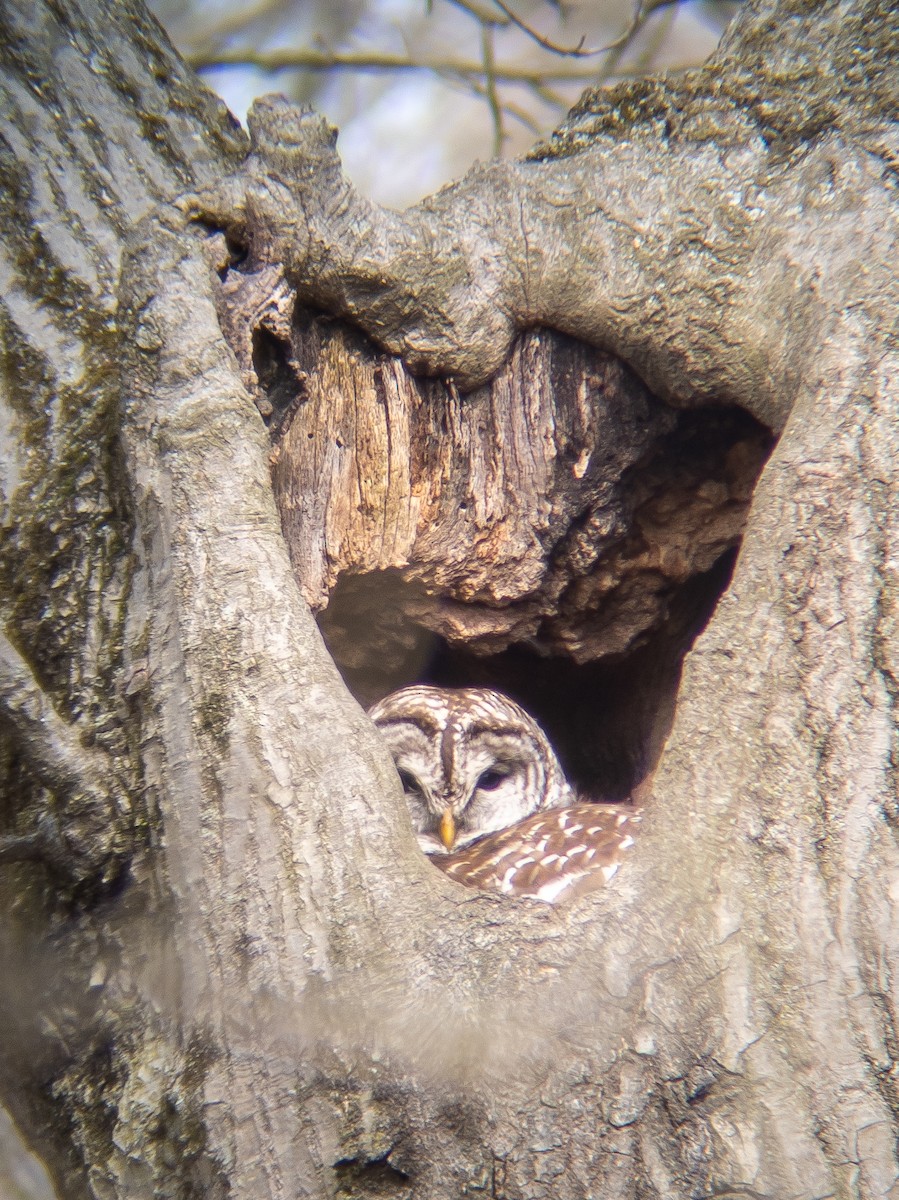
[446,0,512,26]
[597,0,679,84]
[629,0,680,73]
[481,23,504,155]
[438,67,543,134]
[488,0,606,56]
[175,0,286,50]
[529,81,571,109]
[187,46,635,83]
[601,0,681,56]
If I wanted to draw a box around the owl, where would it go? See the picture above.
[369,685,641,902]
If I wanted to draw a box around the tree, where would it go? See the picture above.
[160,0,735,204]
[0,0,897,1196]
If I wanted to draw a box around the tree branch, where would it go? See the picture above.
[186,46,630,83]
[481,23,504,155]
[446,0,512,27]
[601,0,681,55]
[488,0,604,56]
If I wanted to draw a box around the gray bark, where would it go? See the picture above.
[0,0,897,1197]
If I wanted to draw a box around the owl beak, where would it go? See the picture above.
[439,809,457,850]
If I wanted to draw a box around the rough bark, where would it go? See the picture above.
[0,0,897,1199]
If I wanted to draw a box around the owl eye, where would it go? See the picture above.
[397,767,422,795]
[476,767,510,791]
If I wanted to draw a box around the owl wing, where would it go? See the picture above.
[431,801,641,903]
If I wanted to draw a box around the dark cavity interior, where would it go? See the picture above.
[319,546,740,802]
[259,311,775,803]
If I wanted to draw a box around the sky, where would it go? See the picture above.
[149,0,736,207]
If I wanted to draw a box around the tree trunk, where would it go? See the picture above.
[1,0,897,1197]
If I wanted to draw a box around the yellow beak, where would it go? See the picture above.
[439,810,456,850]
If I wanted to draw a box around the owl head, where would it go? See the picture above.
[368,685,570,855]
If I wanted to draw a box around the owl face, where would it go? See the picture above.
[368,686,569,855]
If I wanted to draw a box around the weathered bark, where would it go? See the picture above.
[270,319,769,663]
[262,309,770,794]
[0,0,897,1198]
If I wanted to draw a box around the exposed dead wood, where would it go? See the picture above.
[242,303,773,698]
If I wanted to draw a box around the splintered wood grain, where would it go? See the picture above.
[267,312,771,676]
[271,321,636,609]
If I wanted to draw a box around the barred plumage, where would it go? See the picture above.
[434,802,642,903]
[369,685,569,856]
[370,685,641,902]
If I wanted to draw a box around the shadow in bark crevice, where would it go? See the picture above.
[334,1153,411,1200]
[308,394,772,800]
[422,548,738,801]
[319,546,738,802]
[259,310,775,800]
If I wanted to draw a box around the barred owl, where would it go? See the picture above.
[368,685,641,902]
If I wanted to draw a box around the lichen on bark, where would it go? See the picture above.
[1,0,898,1196]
